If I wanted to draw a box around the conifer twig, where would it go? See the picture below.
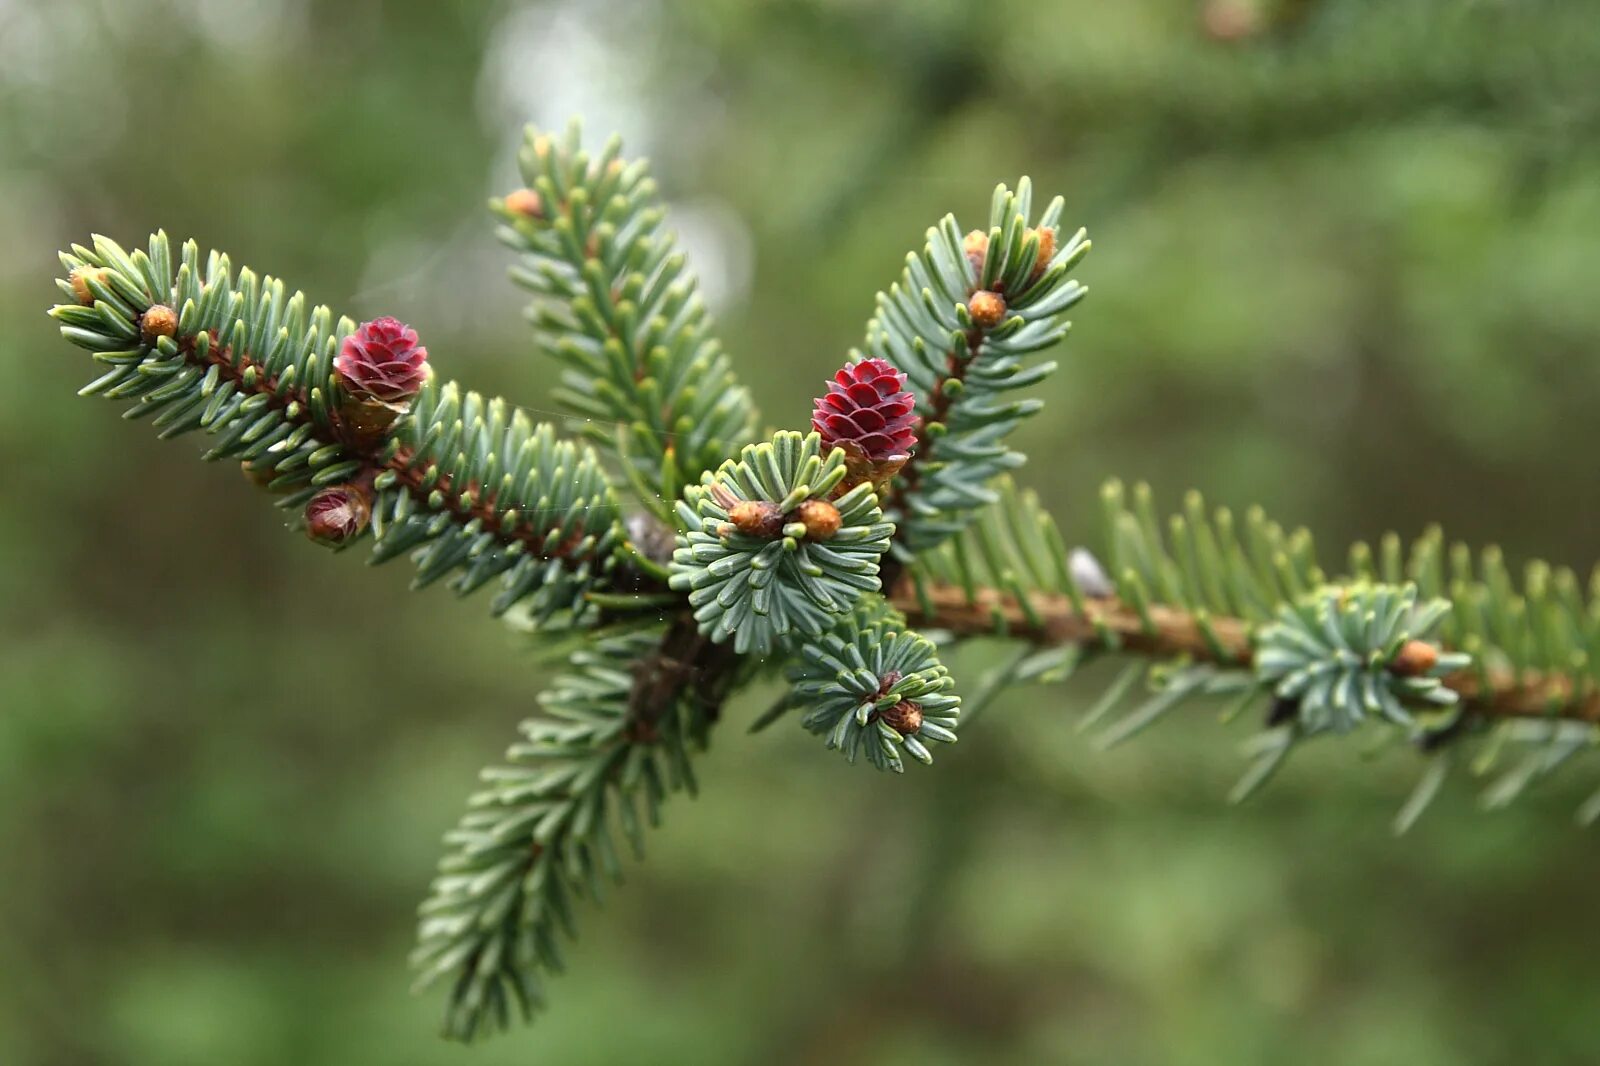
[890,581,1600,723]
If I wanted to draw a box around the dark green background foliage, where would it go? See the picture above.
[6,1,1600,1062]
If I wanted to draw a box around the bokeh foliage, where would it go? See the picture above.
[5,1,1600,1063]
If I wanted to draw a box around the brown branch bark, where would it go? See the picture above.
[886,323,982,515]
[181,327,596,564]
[889,581,1600,724]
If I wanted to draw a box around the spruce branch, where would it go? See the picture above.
[47,134,1600,1047]
[781,596,961,771]
[894,477,1600,818]
[668,430,894,655]
[890,581,1598,722]
[53,232,624,622]
[494,122,758,511]
[903,477,1600,720]
[852,179,1090,558]
[369,380,622,622]
[413,627,709,1040]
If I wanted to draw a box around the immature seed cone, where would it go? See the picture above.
[794,499,842,541]
[1390,639,1441,678]
[812,358,918,487]
[504,188,544,219]
[305,483,373,546]
[968,290,1007,329]
[335,317,429,405]
[725,500,785,539]
[69,267,108,306]
[141,304,178,340]
[879,700,924,736]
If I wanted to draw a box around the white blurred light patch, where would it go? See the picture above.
[475,0,754,313]
[191,0,308,52]
[667,199,754,314]
[477,0,657,159]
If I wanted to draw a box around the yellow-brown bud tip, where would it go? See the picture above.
[968,290,1007,329]
[69,267,108,306]
[241,461,276,490]
[1390,640,1441,678]
[962,229,989,276]
[504,188,544,219]
[794,499,842,541]
[1201,0,1261,42]
[1028,226,1057,281]
[141,304,178,340]
[726,500,785,539]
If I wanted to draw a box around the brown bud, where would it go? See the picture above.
[1390,640,1441,678]
[504,188,544,219]
[879,700,924,736]
[962,229,989,276]
[241,461,276,490]
[1028,226,1057,281]
[725,500,785,539]
[305,483,373,546]
[794,499,842,541]
[1202,0,1261,42]
[141,304,178,340]
[69,267,109,306]
[968,290,1007,329]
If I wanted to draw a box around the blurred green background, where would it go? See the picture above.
[5,1,1600,1063]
